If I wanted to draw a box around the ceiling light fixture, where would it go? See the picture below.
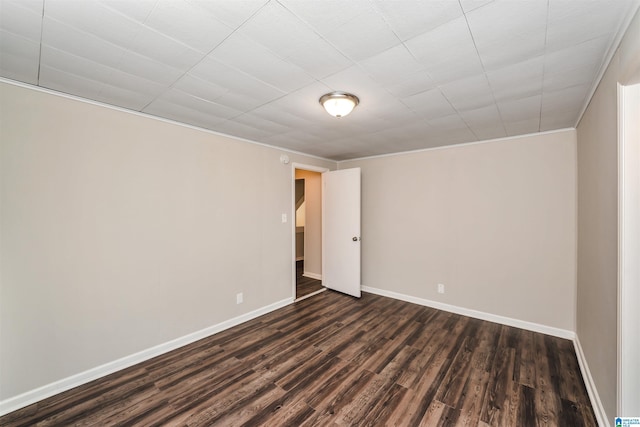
[319,92,359,118]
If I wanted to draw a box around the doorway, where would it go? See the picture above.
[292,165,327,300]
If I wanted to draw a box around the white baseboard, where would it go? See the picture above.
[361,286,575,340]
[0,297,293,417]
[295,287,326,302]
[574,335,610,427]
[303,272,322,280]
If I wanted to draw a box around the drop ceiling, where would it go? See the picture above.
[1,0,638,160]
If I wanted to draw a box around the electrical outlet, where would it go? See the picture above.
[437,284,445,294]
[236,293,243,304]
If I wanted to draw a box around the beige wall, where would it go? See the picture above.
[0,82,334,400]
[576,9,640,421]
[295,169,322,277]
[341,130,577,331]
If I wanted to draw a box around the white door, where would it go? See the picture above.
[322,168,361,298]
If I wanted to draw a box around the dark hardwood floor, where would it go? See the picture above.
[296,260,323,299]
[1,291,596,426]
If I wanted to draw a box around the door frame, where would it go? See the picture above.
[291,163,330,300]
[617,82,640,415]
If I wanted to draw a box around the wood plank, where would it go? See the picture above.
[0,290,598,427]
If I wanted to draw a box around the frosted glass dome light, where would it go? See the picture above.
[319,92,359,118]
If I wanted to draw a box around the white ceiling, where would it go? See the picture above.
[1,0,638,160]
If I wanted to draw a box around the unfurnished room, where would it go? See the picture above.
[1,1,640,426]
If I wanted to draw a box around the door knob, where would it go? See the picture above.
[352,237,359,241]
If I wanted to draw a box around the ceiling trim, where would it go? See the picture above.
[337,128,576,164]
[0,77,336,164]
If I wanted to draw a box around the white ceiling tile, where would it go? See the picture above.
[359,44,424,86]
[361,122,432,148]
[385,70,436,97]
[543,36,611,94]
[128,25,204,70]
[546,0,633,51]
[172,74,227,103]
[504,118,541,136]
[405,16,484,84]
[251,104,315,128]
[283,37,352,80]
[40,45,164,100]
[262,133,315,150]
[98,0,157,23]
[143,98,226,129]
[543,67,595,94]
[372,1,463,42]
[469,125,507,141]
[212,33,315,92]
[497,94,541,123]
[295,121,369,142]
[101,73,163,104]
[187,0,267,28]
[0,0,43,41]
[189,56,285,102]
[402,88,456,119]
[93,84,157,111]
[214,119,276,141]
[429,128,478,146]
[321,65,384,94]
[0,0,634,160]
[0,30,40,84]
[156,88,243,120]
[459,0,494,13]
[427,114,473,132]
[42,15,185,86]
[239,2,352,79]
[486,56,544,102]
[2,0,43,14]
[278,0,371,33]
[540,108,580,131]
[459,104,503,128]
[38,65,103,99]
[338,115,397,133]
[282,0,399,61]
[329,139,383,159]
[143,0,233,53]
[542,84,590,116]
[46,2,203,70]
[214,92,268,113]
[466,0,547,70]
[240,2,321,59]
[117,51,184,85]
[365,99,419,124]
[439,73,495,111]
[232,113,292,135]
[320,12,400,61]
[352,129,403,146]
[42,17,129,71]
[44,0,142,48]
[545,36,610,75]
[266,129,326,147]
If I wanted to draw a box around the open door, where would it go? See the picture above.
[322,168,361,298]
